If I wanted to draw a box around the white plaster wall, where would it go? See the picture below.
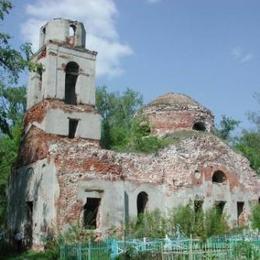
[76,179,256,233]
[42,20,67,47]
[41,108,101,140]
[39,19,86,49]
[8,159,60,247]
[26,55,48,109]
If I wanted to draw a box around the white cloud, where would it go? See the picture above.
[231,46,254,64]
[21,0,133,77]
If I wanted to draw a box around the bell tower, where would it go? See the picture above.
[26,18,101,140]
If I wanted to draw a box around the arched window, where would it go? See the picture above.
[192,122,206,131]
[137,192,148,216]
[65,62,79,105]
[212,170,226,183]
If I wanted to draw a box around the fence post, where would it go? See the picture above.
[77,243,82,260]
[110,239,118,260]
[88,239,91,260]
[189,234,192,260]
[161,242,164,260]
[60,244,65,260]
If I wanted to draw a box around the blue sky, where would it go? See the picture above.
[2,0,260,130]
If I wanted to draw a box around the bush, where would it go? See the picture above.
[232,241,260,259]
[204,208,229,238]
[127,210,167,238]
[251,204,260,229]
[55,224,96,245]
[126,205,229,240]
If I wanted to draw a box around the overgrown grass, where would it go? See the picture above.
[0,224,97,259]
[1,205,230,259]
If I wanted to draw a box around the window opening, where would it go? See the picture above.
[237,202,244,225]
[83,198,101,229]
[194,200,203,213]
[37,67,42,90]
[137,192,148,216]
[194,200,203,223]
[25,201,33,246]
[215,201,226,215]
[193,122,206,131]
[68,119,79,138]
[212,170,226,183]
[65,62,79,105]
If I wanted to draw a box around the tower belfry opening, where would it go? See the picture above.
[69,25,76,37]
[65,62,79,105]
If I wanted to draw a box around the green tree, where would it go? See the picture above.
[96,86,143,149]
[236,93,260,174]
[0,0,30,226]
[247,93,260,131]
[214,115,240,143]
[236,131,260,174]
[0,0,31,137]
[96,86,171,153]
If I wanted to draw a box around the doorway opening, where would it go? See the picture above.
[83,198,101,229]
[215,201,226,215]
[237,201,244,226]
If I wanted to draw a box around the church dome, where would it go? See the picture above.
[142,92,214,135]
[147,92,207,111]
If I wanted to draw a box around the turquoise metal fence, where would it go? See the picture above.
[60,234,260,260]
[60,241,110,260]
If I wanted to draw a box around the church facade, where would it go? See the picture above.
[7,19,260,249]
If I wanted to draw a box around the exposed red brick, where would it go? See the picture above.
[24,101,47,128]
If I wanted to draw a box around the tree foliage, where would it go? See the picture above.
[235,93,260,174]
[236,132,260,174]
[96,86,170,153]
[214,115,240,143]
[0,0,31,137]
[0,0,28,226]
[96,86,143,149]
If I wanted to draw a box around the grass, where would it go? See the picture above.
[4,250,57,260]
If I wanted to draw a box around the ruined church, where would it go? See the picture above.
[7,18,260,249]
